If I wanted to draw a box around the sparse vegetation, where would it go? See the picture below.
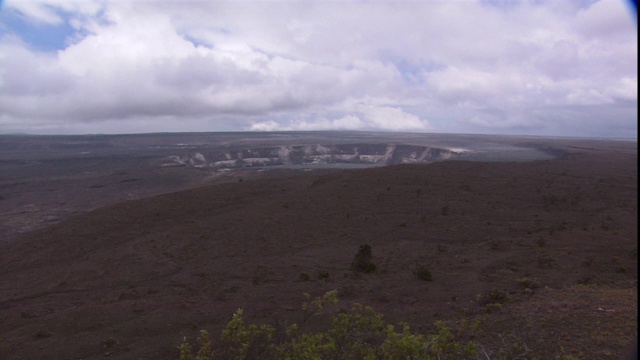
[2,136,636,360]
[317,271,330,280]
[298,272,311,281]
[103,337,119,349]
[441,205,449,216]
[516,277,539,289]
[537,255,555,269]
[615,266,628,274]
[252,265,275,285]
[413,265,433,281]
[350,244,377,273]
[479,289,510,306]
[577,274,596,286]
[178,291,479,360]
[34,329,52,339]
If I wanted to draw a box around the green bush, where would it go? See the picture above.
[413,265,433,281]
[350,244,377,273]
[317,271,330,280]
[298,272,311,282]
[178,290,478,360]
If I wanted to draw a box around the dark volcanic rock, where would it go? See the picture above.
[0,137,636,360]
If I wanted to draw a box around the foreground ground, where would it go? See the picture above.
[0,138,637,359]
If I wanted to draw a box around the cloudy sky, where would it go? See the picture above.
[0,0,637,137]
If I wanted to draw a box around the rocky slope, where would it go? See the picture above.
[0,139,636,359]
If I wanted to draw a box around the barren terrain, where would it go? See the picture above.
[0,133,636,359]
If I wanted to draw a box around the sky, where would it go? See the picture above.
[0,0,637,137]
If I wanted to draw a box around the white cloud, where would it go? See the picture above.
[574,0,635,38]
[0,0,636,137]
[281,115,365,131]
[248,106,428,132]
[333,115,363,129]
[249,120,281,132]
[566,88,614,106]
[607,77,638,101]
[359,105,430,131]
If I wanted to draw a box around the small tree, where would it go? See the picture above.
[350,244,377,273]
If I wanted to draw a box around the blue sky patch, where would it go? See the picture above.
[0,7,76,52]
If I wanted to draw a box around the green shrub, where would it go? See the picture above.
[350,244,377,273]
[220,309,275,359]
[479,289,510,305]
[615,266,628,274]
[300,289,339,324]
[298,272,311,281]
[413,265,433,281]
[516,277,539,289]
[178,290,478,360]
[102,337,119,349]
[317,271,330,280]
[33,329,52,339]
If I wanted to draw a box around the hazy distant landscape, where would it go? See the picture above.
[0,131,559,242]
[0,132,636,359]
